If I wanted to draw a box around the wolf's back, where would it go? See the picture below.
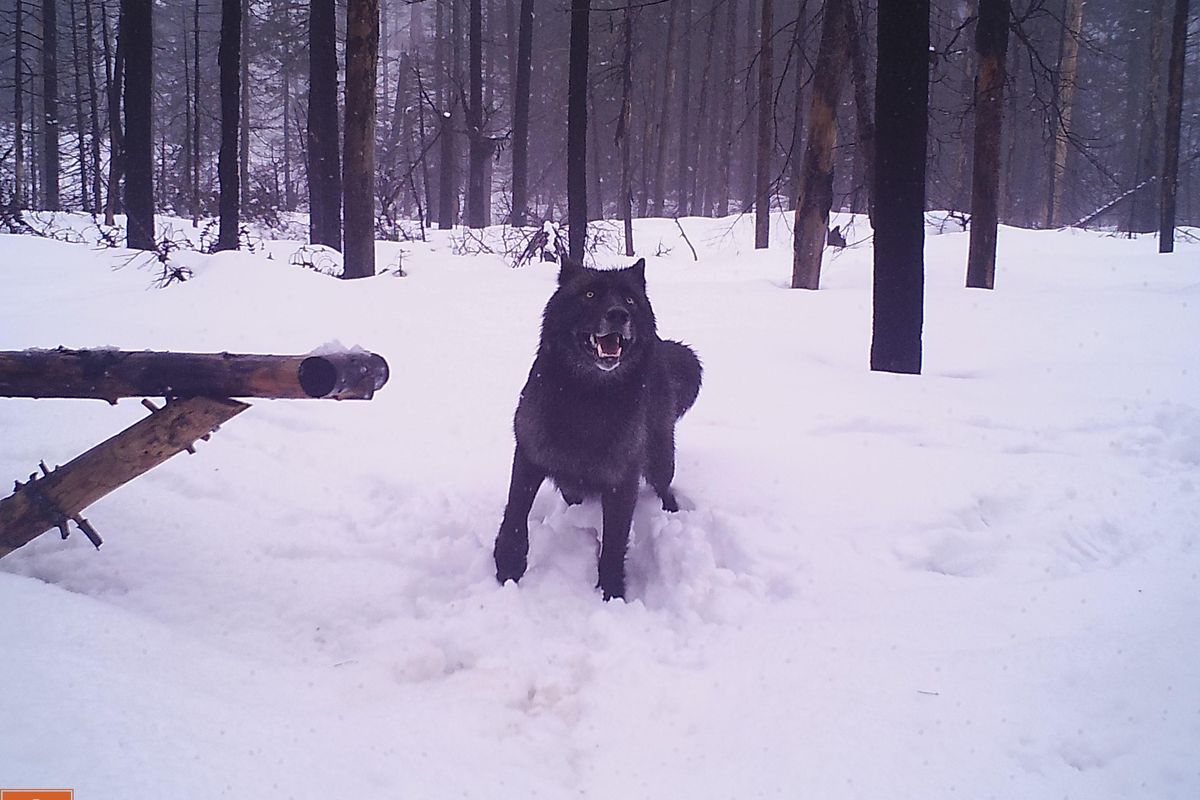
[660,339,702,420]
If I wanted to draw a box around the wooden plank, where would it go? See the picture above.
[0,396,250,558]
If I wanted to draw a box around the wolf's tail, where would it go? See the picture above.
[661,339,702,419]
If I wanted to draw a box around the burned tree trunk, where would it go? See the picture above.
[0,397,250,559]
[791,0,850,289]
[870,0,928,375]
[965,0,1010,290]
[1158,0,1190,253]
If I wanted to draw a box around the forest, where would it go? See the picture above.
[1,0,1195,266]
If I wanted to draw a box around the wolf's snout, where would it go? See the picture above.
[605,306,630,327]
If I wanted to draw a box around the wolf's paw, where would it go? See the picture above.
[493,536,529,585]
[658,490,679,513]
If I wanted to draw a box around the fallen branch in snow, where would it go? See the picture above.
[0,396,249,559]
[674,217,698,261]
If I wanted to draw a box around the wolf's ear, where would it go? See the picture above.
[628,258,646,287]
[558,254,585,285]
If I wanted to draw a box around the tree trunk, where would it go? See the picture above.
[844,0,874,225]
[192,0,200,224]
[102,0,123,226]
[216,0,242,252]
[308,0,343,249]
[870,0,928,375]
[714,0,737,217]
[567,0,591,260]
[617,1,635,254]
[466,0,489,228]
[1158,0,1189,253]
[510,0,534,226]
[677,0,693,216]
[42,0,61,211]
[14,0,27,208]
[239,0,251,211]
[692,1,718,215]
[740,0,757,212]
[791,0,850,289]
[343,0,380,278]
[121,0,154,250]
[70,0,89,210]
[650,0,679,218]
[787,2,808,212]
[84,0,102,213]
[965,0,1010,289]
[1045,0,1084,228]
[1128,0,1166,233]
[754,0,774,248]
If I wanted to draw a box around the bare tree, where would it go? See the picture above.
[122,0,155,250]
[510,0,534,226]
[754,0,773,249]
[308,0,343,249]
[791,0,850,289]
[1158,0,1190,253]
[567,0,591,260]
[1045,0,1084,228]
[966,0,1010,290]
[42,0,61,210]
[616,0,635,254]
[343,0,379,277]
[216,0,242,252]
[870,0,928,375]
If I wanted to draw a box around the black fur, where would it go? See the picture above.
[493,257,702,600]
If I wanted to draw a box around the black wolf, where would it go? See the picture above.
[493,257,702,600]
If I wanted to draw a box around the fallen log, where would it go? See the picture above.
[0,348,389,402]
[0,396,249,558]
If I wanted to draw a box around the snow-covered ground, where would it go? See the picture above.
[1,211,1198,798]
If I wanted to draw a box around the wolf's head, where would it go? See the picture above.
[540,257,658,380]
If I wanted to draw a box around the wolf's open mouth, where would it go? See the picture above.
[591,332,623,360]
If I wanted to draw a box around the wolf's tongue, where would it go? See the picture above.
[596,333,622,357]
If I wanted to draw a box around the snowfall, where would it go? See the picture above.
[0,209,1197,799]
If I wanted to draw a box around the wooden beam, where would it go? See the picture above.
[0,396,249,558]
[0,348,389,402]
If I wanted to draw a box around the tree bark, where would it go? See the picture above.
[791,0,850,289]
[102,0,123,226]
[216,0,242,252]
[754,0,773,248]
[714,0,737,217]
[14,0,27,208]
[69,0,89,210]
[510,0,534,226]
[617,1,635,254]
[239,0,251,211]
[343,0,380,278]
[965,0,1010,289]
[42,0,62,211]
[466,0,490,228]
[121,0,155,250]
[192,0,200,224]
[1158,0,1189,252]
[844,0,874,225]
[1045,0,1084,228]
[870,0,928,375]
[677,0,693,216]
[1128,0,1166,233]
[308,0,343,249]
[650,0,679,218]
[84,0,102,213]
[567,0,591,260]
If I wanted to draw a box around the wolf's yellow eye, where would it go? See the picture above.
[585,291,594,299]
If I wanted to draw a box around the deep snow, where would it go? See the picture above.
[1,211,1198,798]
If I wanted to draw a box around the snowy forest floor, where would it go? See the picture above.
[1,211,1198,798]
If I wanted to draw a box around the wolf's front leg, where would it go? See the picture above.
[494,446,546,585]
[597,476,639,600]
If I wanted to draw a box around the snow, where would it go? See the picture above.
[1,212,1198,798]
